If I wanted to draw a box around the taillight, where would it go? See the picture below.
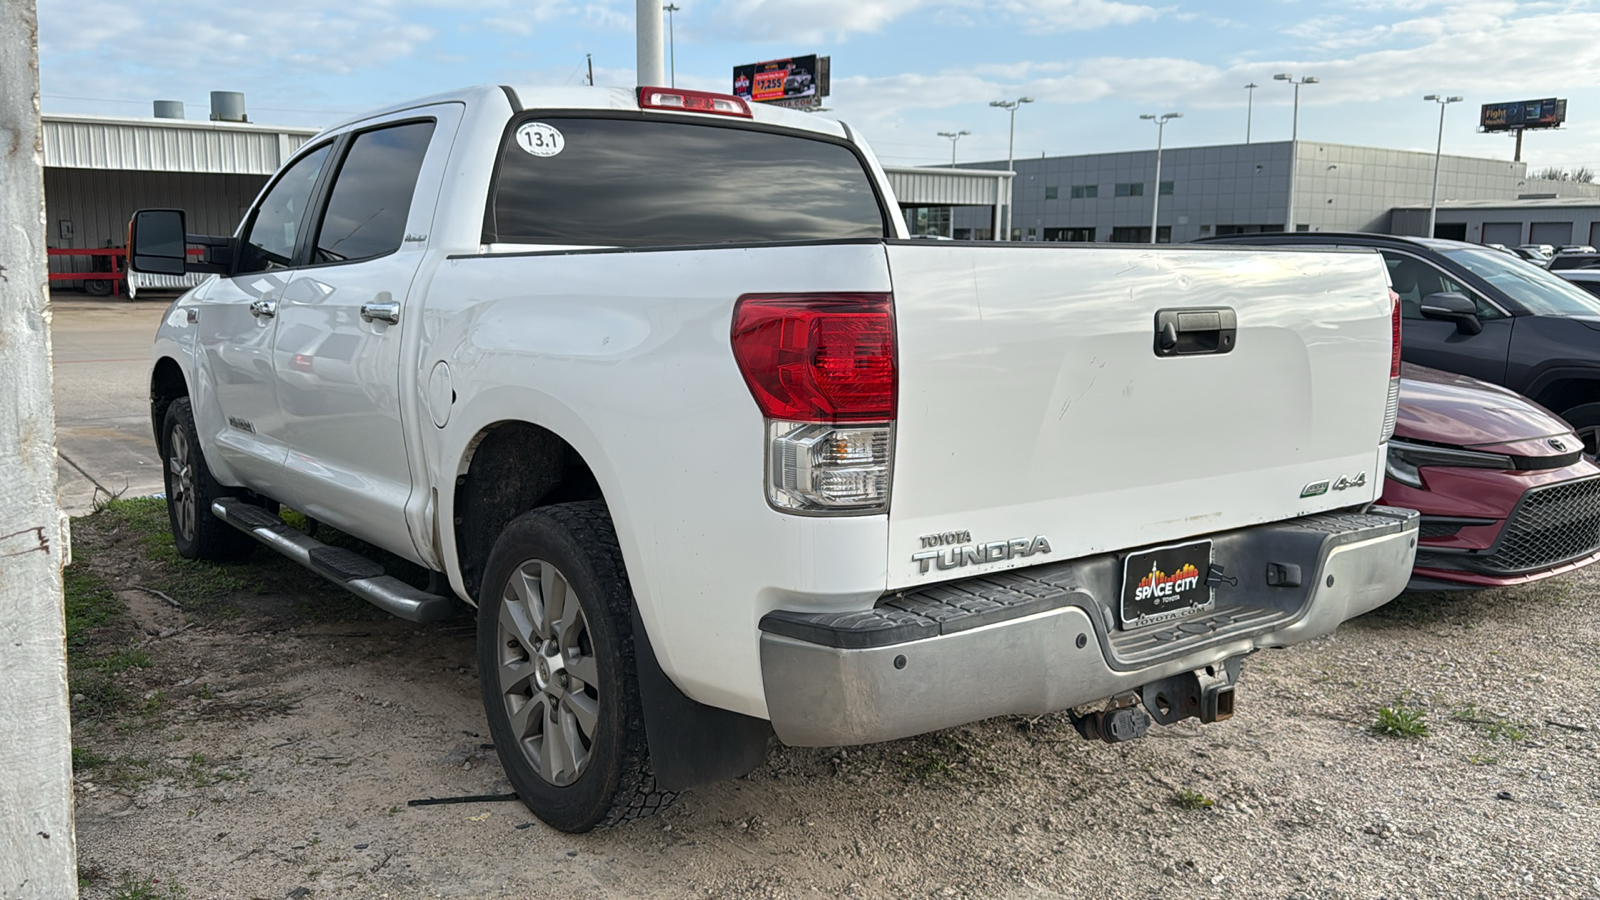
[637,87,752,118]
[1381,289,1401,442]
[732,293,896,513]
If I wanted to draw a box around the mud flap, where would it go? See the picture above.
[631,606,773,791]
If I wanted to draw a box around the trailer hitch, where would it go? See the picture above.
[1139,657,1243,727]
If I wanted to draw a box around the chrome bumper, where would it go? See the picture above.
[759,507,1418,747]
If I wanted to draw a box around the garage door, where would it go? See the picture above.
[1482,222,1522,246]
[1529,222,1573,247]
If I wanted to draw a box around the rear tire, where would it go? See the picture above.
[1561,402,1600,457]
[477,501,675,833]
[160,398,256,560]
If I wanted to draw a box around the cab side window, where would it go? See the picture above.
[311,121,436,265]
[236,144,332,275]
[1380,251,1503,321]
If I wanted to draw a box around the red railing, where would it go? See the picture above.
[48,247,124,297]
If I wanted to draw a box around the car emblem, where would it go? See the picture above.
[1549,438,1567,451]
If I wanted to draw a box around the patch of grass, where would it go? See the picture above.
[111,874,187,900]
[1467,753,1500,766]
[894,733,970,783]
[1373,705,1430,739]
[92,647,153,673]
[1173,788,1215,810]
[72,750,160,791]
[1482,720,1527,742]
[63,555,121,652]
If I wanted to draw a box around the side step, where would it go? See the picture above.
[211,498,458,623]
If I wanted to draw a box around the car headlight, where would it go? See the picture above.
[1385,439,1515,489]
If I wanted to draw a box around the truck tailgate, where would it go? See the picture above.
[885,243,1392,588]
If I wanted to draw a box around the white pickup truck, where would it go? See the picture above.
[129,84,1418,833]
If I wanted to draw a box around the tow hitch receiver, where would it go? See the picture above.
[1140,658,1243,727]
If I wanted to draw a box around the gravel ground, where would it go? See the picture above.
[66,502,1600,900]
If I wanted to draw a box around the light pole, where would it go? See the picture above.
[1244,82,1258,143]
[1273,73,1318,232]
[663,4,679,87]
[1425,94,1464,238]
[937,130,970,167]
[990,96,1033,240]
[1141,113,1180,242]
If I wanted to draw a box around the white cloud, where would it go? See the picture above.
[703,0,1158,43]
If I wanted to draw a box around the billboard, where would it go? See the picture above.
[733,55,830,107]
[1480,98,1567,132]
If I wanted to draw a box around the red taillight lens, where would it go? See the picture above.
[1389,288,1402,378]
[731,293,896,422]
[637,87,752,118]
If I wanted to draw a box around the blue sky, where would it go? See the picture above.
[36,0,1600,170]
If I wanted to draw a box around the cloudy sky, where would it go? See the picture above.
[36,0,1600,169]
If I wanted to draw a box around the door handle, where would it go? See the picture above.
[249,299,277,319]
[1154,308,1236,357]
[360,301,401,325]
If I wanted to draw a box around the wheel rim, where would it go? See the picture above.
[167,427,197,543]
[497,559,601,787]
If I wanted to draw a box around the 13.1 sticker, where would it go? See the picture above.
[514,122,565,157]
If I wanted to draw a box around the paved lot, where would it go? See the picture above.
[50,293,170,514]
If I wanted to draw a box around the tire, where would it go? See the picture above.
[160,398,257,560]
[84,278,112,297]
[1561,402,1600,457]
[476,501,675,833]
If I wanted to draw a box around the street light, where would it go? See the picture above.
[1425,94,1464,238]
[1141,113,1181,243]
[937,130,971,167]
[1273,73,1318,232]
[990,96,1033,240]
[1244,82,1258,143]
[663,3,680,87]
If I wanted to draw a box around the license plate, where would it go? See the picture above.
[1120,539,1214,628]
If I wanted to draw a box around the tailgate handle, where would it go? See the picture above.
[1154,308,1236,357]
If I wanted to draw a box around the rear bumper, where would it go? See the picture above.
[759,507,1418,747]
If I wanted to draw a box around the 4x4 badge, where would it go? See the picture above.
[1302,472,1367,498]
[1332,472,1367,491]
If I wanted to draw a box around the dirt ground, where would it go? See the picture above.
[66,499,1600,900]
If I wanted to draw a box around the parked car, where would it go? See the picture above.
[1196,232,1600,454]
[1556,268,1600,298]
[126,85,1418,832]
[1389,363,1600,590]
[1510,245,1551,264]
[1547,251,1600,271]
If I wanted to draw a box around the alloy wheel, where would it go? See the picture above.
[496,559,601,786]
[168,427,197,543]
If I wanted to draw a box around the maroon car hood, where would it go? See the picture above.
[1396,363,1572,449]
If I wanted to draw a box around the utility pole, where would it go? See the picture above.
[663,4,679,88]
[1425,94,1464,238]
[0,1,78,896]
[937,130,970,167]
[586,53,594,86]
[636,0,664,86]
[1244,82,1258,143]
[989,96,1033,240]
[1141,112,1181,242]
[1274,73,1318,232]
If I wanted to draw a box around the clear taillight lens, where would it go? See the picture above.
[1381,289,1401,442]
[768,422,893,512]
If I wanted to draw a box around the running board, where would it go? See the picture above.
[210,498,458,623]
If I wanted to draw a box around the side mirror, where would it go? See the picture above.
[1419,292,1483,336]
[127,209,188,275]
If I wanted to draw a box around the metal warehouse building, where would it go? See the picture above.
[945,140,1600,243]
[1391,197,1600,247]
[43,110,318,289]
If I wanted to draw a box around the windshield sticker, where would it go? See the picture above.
[514,122,565,158]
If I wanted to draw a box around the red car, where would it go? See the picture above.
[1388,363,1600,590]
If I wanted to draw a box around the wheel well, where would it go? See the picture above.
[1532,378,1600,417]
[453,421,602,600]
[150,357,188,452]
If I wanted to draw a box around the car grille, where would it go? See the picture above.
[1479,476,1600,573]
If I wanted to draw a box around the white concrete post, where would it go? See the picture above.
[636,0,664,87]
[0,1,79,897]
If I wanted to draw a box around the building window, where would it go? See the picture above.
[1159,180,1174,196]
[1044,227,1095,242]
[1109,226,1169,243]
[1199,225,1212,236]
[1115,182,1144,197]
[1044,186,1059,200]
[902,206,952,238]
[1070,184,1098,199]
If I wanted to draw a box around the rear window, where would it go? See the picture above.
[486,116,887,247]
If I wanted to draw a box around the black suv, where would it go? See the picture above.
[1196,233,1600,452]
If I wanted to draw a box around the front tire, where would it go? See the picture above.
[161,398,256,560]
[477,501,674,833]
